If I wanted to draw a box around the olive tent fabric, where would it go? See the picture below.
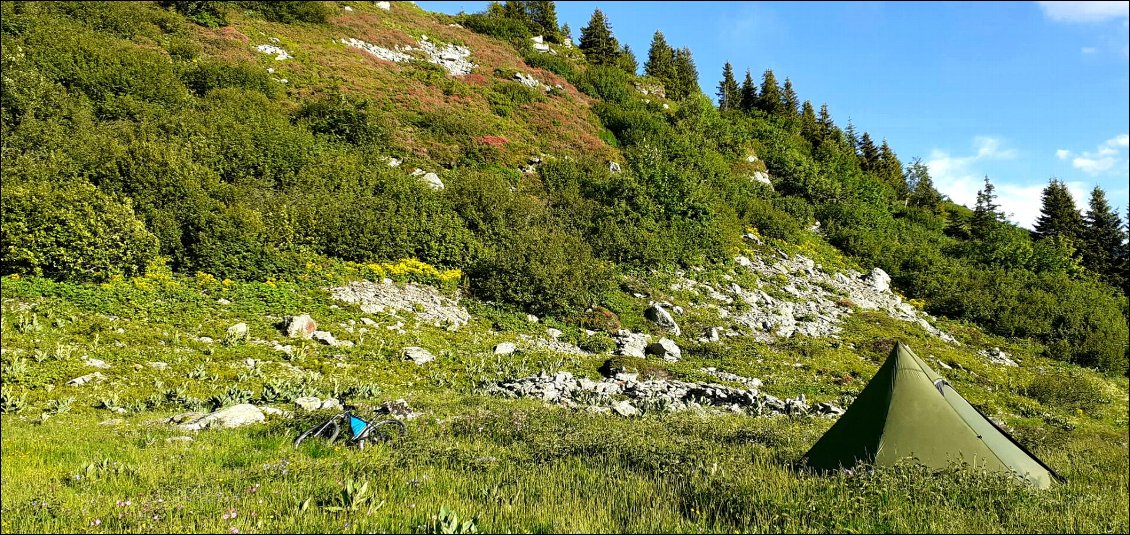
[801,342,1063,489]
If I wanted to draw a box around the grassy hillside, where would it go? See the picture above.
[1,1,1128,533]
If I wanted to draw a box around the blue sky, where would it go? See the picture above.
[418,1,1130,228]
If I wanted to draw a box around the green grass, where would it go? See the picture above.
[2,266,1127,533]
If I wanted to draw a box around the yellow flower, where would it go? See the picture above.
[8,273,20,281]
[222,278,234,287]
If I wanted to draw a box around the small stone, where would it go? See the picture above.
[260,406,287,417]
[645,337,682,362]
[320,398,342,411]
[546,328,563,339]
[148,361,168,370]
[343,5,353,11]
[166,436,194,443]
[294,397,322,412]
[83,357,111,369]
[403,346,435,365]
[179,404,265,431]
[66,372,105,386]
[360,317,378,326]
[312,330,338,346]
[376,1,390,10]
[526,314,539,323]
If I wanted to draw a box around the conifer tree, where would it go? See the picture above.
[717,62,740,111]
[501,0,529,23]
[1034,179,1084,242]
[739,69,757,112]
[644,31,675,85]
[579,8,619,65]
[1081,186,1127,283]
[757,69,782,115]
[844,118,858,153]
[782,77,799,116]
[878,139,908,198]
[672,47,699,100]
[799,100,819,141]
[858,132,879,173]
[817,103,833,133]
[561,22,571,41]
[906,158,943,210]
[971,176,1005,240]
[617,44,638,75]
[528,0,560,42]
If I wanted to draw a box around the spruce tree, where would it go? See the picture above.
[1081,186,1127,283]
[878,139,908,198]
[1033,179,1084,242]
[644,31,675,86]
[561,22,571,41]
[782,77,799,116]
[757,69,782,115]
[844,118,858,153]
[617,44,638,75]
[739,69,757,112]
[858,132,879,173]
[817,103,832,131]
[501,1,529,24]
[579,8,619,66]
[672,47,699,100]
[971,176,1005,240]
[717,62,740,111]
[528,0,560,42]
[799,100,819,141]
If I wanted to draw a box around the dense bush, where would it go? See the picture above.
[180,60,278,98]
[1,178,159,280]
[294,93,389,147]
[469,228,613,316]
[457,13,532,41]
[236,1,334,24]
[1024,370,1108,412]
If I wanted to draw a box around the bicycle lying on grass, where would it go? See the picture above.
[293,397,407,449]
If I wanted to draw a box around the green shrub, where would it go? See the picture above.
[237,1,334,24]
[578,332,616,354]
[158,1,228,27]
[522,51,574,78]
[487,81,545,117]
[180,60,277,97]
[598,356,669,380]
[1,178,159,280]
[1024,370,1108,412]
[294,93,389,146]
[457,13,531,41]
[469,228,613,316]
[578,306,621,334]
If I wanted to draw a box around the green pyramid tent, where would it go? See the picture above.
[802,342,1063,489]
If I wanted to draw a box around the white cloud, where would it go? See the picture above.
[1082,46,1099,53]
[1057,134,1130,175]
[924,136,1089,229]
[1038,1,1130,23]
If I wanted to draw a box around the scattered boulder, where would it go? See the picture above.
[981,347,1018,367]
[376,1,390,10]
[83,356,111,369]
[613,330,651,358]
[178,404,265,431]
[331,280,470,330]
[320,398,342,411]
[609,162,621,173]
[421,172,444,190]
[67,372,105,386]
[255,44,291,60]
[644,303,681,336]
[294,397,322,412]
[645,337,682,362]
[494,342,517,355]
[546,327,563,339]
[376,399,420,420]
[226,322,249,341]
[864,267,891,293]
[216,298,231,306]
[526,314,539,323]
[403,346,435,365]
[612,400,639,417]
[284,315,317,339]
[312,330,339,346]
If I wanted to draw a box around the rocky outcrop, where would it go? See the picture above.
[331,280,470,330]
[485,372,841,419]
[403,346,436,365]
[255,44,291,60]
[644,303,681,336]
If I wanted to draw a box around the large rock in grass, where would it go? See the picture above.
[644,303,681,336]
[178,404,265,431]
[284,315,317,339]
[645,337,681,362]
[403,346,435,365]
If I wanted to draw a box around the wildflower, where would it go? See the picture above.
[230,528,240,534]
[222,508,237,520]
[9,273,20,281]
[90,519,102,527]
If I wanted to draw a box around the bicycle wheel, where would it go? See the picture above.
[294,416,342,447]
[353,419,407,448]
